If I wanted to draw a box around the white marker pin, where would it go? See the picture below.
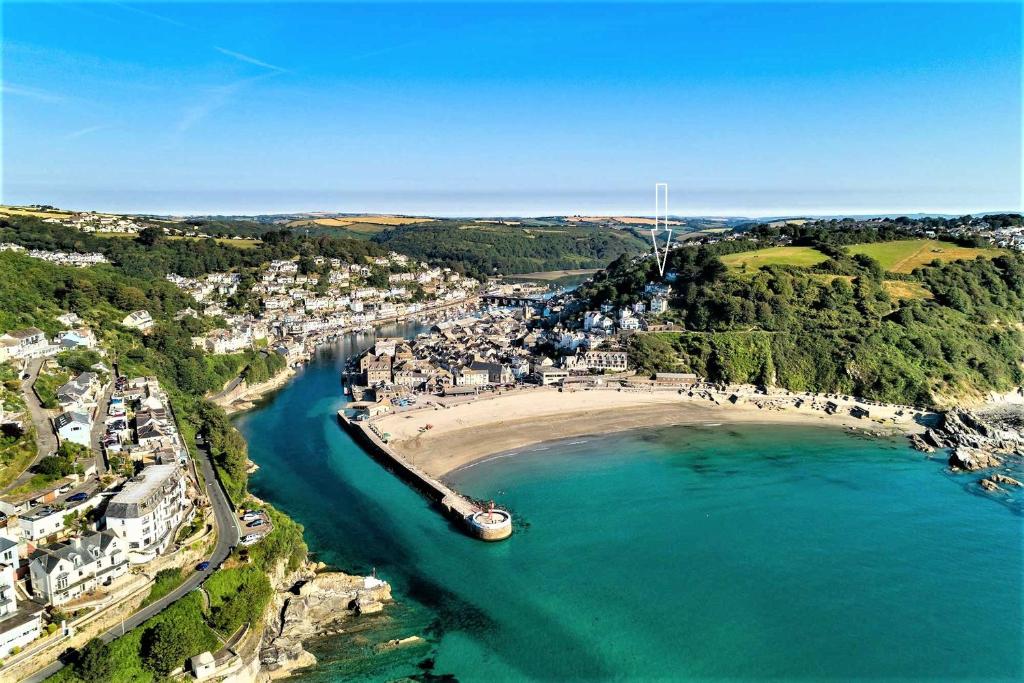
[650,182,671,276]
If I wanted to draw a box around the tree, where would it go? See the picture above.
[136,226,164,246]
[142,620,193,675]
[74,638,113,681]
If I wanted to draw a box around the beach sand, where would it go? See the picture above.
[374,386,929,478]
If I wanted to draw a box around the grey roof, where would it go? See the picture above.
[53,411,90,430]
[30,530,120,575]
[106,465,182,519]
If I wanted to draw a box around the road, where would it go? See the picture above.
[88,378,115,475]
[24,438,239,682]
[3,358,57,493]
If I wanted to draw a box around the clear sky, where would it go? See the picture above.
[2,1,1021,217]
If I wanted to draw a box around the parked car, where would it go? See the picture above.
[246,520,262,528]
[196,561,211,571]
[241,512,260,522]
[66,492,88,503]
[241,534,260,546]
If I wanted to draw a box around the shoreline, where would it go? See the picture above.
[216,365,298,415]
[373,385,935,478]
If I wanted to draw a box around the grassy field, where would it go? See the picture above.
[883,280,933,300]
[847,239,1002,273]
[813,274,932,301]
[162,236,261,249]
[0,206,73,218]
[0,428,37,489]
[720,246,829,271]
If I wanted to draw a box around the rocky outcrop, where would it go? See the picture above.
[990,473,1023,487]
[915,409,1024,474]
[260,566,392,679]
[948,446,1003,472]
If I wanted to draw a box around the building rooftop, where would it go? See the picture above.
[106,464,182,518]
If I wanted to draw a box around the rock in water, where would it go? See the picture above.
[990,473,1023,487]
[948,446,1002,472]
[909,434,935,453]
[979,478,1003,492]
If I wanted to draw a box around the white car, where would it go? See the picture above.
[241,533,261,546]
[242,512,260,522]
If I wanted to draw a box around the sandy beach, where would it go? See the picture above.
[373,385,932,478]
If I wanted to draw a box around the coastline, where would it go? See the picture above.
[216,365,298,415]
[374,385,934,478]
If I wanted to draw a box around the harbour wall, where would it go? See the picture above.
[337,410,512,541]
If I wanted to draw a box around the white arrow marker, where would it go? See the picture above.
[650,182,671,276]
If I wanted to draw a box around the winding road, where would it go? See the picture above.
[3,358,57,494]
[24,438,239,682]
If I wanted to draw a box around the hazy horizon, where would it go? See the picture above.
[2,187,1017,220]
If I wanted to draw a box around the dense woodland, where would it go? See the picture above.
[372,220,650,278]
[579,227,1024,407]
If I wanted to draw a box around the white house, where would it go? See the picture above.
[56,372,100,413]
[28,531,129,606]
[18,493,100,543]
[456,367,489,387]
[54,411,91,447]
[121,310,155,332]
[0,327,51,361]
[618,310,641,331]
[104,465,190,562]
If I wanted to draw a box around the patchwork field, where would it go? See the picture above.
[286,215,433,230]
[846,239,1002,273]
[720,246,829,271]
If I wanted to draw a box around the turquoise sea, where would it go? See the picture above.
[235,326,1023,682]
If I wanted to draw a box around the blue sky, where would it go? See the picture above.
[2,1,1021,216]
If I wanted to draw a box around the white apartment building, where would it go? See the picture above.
[0,533,43,657]
[104,464,190,563]
[28,530,129,606]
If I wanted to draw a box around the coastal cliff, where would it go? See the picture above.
[258,563,393,679]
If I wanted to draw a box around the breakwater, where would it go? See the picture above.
[337,410,512,541]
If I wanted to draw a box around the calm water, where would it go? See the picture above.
[236,326,1023,682]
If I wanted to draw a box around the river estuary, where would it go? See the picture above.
[235,323,1022,682]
